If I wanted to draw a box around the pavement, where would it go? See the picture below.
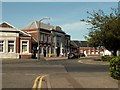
[1,57,68,64]
[45,56,110,65]
[45,56,68,61]
[78,59,110,65]
[40,57,118,89]
[47,72,119,89]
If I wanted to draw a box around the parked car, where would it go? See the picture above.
[68,52,80,59]
[80,53,85,57]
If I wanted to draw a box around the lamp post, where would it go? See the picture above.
[38,17,50,60]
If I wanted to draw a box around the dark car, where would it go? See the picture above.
[68,52,80,59]
[80,53,85,57]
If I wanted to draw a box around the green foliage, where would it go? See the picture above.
[101,56,114,61]
[81,8,120,56]
[110,57,120,80]
[94,59,102,61]
[101,56,120,80]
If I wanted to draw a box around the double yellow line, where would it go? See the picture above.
[32,75,47,90]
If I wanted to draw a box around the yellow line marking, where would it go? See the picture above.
[32,75,48,90]
[38,75,47,90]
[32,75,41,90]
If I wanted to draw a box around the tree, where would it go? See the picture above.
[81,8,120,56]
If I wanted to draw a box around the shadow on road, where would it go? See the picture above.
[65,64,109,72]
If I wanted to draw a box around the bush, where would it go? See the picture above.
[94,59,102,61]
[110,57,120,80]
[101,56,114,61]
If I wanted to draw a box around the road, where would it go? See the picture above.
[2,58,118,89]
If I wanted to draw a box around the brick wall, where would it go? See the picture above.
[16,37,20,53]
[79,47,100,56]
[19,37,32,59]
[20,37,32,53]
[19,54,32,59]
[21,29,38,41]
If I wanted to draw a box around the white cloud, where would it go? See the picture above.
[61,22,91,40]
[61,22,80,31]
[61,22,90,32]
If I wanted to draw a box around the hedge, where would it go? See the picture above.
[110,57,120,80]
[101,56,114,61]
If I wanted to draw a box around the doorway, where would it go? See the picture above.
[56,47,60,57]
[43,47,46,57]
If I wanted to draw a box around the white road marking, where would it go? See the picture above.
[25,73,35,76]
[2,73,36,76]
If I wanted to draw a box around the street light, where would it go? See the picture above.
[38,17,50,60]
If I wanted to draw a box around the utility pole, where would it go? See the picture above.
[37,17,50,60]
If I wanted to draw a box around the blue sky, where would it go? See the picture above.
[1,2,118,40]
[1,0,119,2]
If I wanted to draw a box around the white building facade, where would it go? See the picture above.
[0,22,19,59]
[0,22,32,59]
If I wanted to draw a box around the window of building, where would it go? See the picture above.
[57,39,59,46]
[44,34,47,43]
[80,50,83,53]
[8,41,15,53]
[88,50,90,54]
[47,47,49,54]
[91,50,94,54]
[22,41,28,53]
[0,40,4,52]
[40,34,43,42]
[48,35,51,43]
[96,50,99,54]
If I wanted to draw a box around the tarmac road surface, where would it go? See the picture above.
[2,58,119,89]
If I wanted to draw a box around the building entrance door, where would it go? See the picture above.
[56,47,60,57]
[32,46,37,59]
[43,48,46,57]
